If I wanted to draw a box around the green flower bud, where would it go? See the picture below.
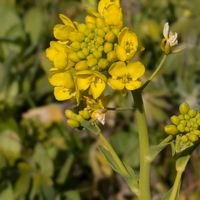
[87,57,97,67]
[97,29,105,37]
[70,32,84,42]
[75,61,88,70]
[180,120,186,126]
[67,119,80,128]
[65,110,77,120]
[170,115,180,125]
[77,24,87,33]
[181,135,188,142]
[179,102,190,114]
[188,109,197,117]
[69,52,80,62]
[93,50,102,59]
[77,51,85,59]
[112,28,120,35]
[98,59,109,69]
[107,50,117,62]
[164,124,178,135]
[178,114,184,120]
[187,133,198,142]
[81,42,87,48]
[96,18,105,28]
[71,41,81,51]
[193,130,200,136]
[103,26,109,33]
[85,37,90,43]
[82,48,89,56]
[88,33,94,39]
[185,127,189,132]
[79,110,90,120]
[96,37,104,45]
[85,16,96,24]
[87,23,96,31]
[177,124,185,132]
[104,42,113,53]
[98,46,104,52]
[105,31,116,42]
[184,114,190,120]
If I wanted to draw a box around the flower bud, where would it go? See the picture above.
[93,50,102,59]
[179,103,190,114]
[85,16,96,24]
[97,29,105,37]
[69,52,80,62]
[79,110,90,119]
[87,57,97,67]
[87,23,96,31]
[75,61,88,70]
[164,125,178,135]
[96,37,104,45]
[170,115,179,125]
[98,46,104,52]
[67,119,80,128]
[107,51,117,62]
[70,32,84,42]
[104,42,113,53]
[77,24,87,33]
[188,133,198,142]
[82,48,89,56]
[188,109,197,117]
[177,124,185,132]
[96,18,105,28]
[71,41,81,51]
[65,110,77,119]
[77,51,85,59]
[98,59,109,69]
[105,31,116,42]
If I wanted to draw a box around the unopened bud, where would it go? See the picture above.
[79,110,90,119]
[179,103,190,114]
[104,42,113,53]
[87,57,97,67]
[67,119,80,128]
[164,125,178,135]
[75,61,88,70]
[85,16,96,24]
[105,31,116,42]
[170,115,180,125]
[98,59,109,69]
[107,51,117,62]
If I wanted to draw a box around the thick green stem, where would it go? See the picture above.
[169,171,182,200]
[132,90,151,200]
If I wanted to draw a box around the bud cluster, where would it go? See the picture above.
[164,103,200,153]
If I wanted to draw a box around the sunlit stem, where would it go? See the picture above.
[132,90,151,200]
[142,54,167,89]
[169,171,182,200]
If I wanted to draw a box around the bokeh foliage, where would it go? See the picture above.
[0,0,200,199]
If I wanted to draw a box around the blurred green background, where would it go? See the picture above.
[0,0,200,199]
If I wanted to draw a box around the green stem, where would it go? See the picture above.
[169,171,182,200]
[132,90,151,200]
[142,54,167,89]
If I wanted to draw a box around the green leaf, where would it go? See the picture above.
[56,154,74,184]
[80,119,101,136]
[33,143,54,177]
[24,8,44,43]
[14,174,31,199]
[0,184,14,200]
[176,155,190,172]
[64,190,80,200]
[40,184,55,200]
[147,135,173,161]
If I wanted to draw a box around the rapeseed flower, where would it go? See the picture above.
[46,0,146,126]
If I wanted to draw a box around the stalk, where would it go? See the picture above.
[132,90,151,200]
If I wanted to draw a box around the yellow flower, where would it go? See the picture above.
[116,28,138,61]
[46,41,69,69]
[49,72,75,101]
[108,61,145,90]
[53,14,75,41]
[76,70,107,99]
[98,0,122,27]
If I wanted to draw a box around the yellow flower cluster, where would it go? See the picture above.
[46,0,145,124]
[164,103,200,153]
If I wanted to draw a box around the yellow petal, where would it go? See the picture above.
[127,61,145,79]
[115,45,127,61]
[108,61,127,77]
[53,24,73,41]
[108,78,124,90]
[104,4,123,27]
[54,87,75,101]
[49,72,74,88]
[125,80,142,90]
[90,79,106,99]
[59,14,75,29]
[76,75,92,91]
[98,0,120,16]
